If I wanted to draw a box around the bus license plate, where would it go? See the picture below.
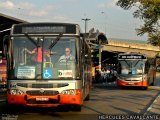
[36,98,49,101]
[128,82,134,85]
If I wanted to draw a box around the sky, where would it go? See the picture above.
[0,0,148,41]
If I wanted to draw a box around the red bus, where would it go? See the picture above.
[3,23,92,111]
[117,52,156,89]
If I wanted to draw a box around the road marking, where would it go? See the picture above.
[144,93,160,115]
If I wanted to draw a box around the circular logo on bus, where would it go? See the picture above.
[40,88,45,93]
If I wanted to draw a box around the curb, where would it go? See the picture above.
[144,94,160,115]
[148,86,160,90]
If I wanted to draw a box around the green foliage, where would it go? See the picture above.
[116,0,160,46]
[148,31,160,46]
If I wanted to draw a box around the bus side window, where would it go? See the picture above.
[117,63,121,74]
[3,35,10,57]
[145,62,150,73]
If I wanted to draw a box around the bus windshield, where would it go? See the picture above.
[118,60,145,75]
[10,36,79,80]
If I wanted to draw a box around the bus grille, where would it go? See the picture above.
[17,83,69,88]
[32,84,53,88]
[26,90,59,96]
[17,83,28,88]
[32,83,69,88]
[125,80,140,82]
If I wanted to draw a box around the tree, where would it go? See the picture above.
[116,0,160,46]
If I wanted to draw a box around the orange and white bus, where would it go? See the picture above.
[117,52,156,89]
[3,23,92,111]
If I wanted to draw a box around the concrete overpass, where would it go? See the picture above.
[102,39,160,58]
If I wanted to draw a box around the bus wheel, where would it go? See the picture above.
[7,104,23,113]
[142,87,148,90]
[72,105,82,112]
[84,94,90,101]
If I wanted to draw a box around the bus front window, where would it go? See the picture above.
[10,36,79,80]
[119,60,145,75]
[44,37,78,79]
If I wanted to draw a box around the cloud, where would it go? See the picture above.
[0,1,15,10]
[97,3,106,9]
[107,0,119,8]
[97,0,120,10]
[18,2,35,10]
[28,14,74,23]
[18,2,51,17]
[63,0,79,2]
[0,1,54,17]
[51,15,73,22]
[29,11,48,17]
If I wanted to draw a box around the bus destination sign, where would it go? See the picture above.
[13,23,77,34]
[118,54,146,60]
[22,26,66,34]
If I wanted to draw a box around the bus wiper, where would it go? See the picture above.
[48,33,63,50]
[134,60,140,67]
[24,33,38,47]
[124,60,130,67]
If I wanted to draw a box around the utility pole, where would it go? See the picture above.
[82,18,91,33]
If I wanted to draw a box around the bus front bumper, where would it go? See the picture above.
[7,93,82,107]
[117,79,148,87]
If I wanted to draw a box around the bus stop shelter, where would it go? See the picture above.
[0,13,27,52]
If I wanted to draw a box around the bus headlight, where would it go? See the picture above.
[61,89,76,95]
[10,89,24,95]
[117,76,125,81]
[142,76,147,81]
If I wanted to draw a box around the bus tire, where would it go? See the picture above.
[72,105,82,112]
[142,87,148,90]
[7,104,21,113]
[84,94,90,101]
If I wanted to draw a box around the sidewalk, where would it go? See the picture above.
[145,72,160,115]
[154,72,160,86]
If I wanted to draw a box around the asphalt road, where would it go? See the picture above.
[0,85,159,120]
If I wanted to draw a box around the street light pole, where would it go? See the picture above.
[101,11,107,34]
[99,40,102,72]
[82,18,91,33]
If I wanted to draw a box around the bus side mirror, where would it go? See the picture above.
[3,35,11,57]
[3,35,10,43]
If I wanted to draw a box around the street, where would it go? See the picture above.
[0,84,159,120]
[0,73,160,120]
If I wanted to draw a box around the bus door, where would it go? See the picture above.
[82,42,91,99]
